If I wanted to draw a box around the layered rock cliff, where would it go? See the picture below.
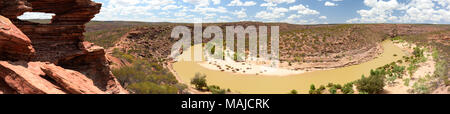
[0,0,127,94]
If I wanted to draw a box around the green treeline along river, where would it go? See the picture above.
[173,40,406,94]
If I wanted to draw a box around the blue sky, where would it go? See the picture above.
[19,0,450,24]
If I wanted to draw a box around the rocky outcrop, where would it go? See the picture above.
[0,61,66,94]
[0,15,34,61]
[0,61,106,94]
[41,63,105,94]
[0,0,127,94]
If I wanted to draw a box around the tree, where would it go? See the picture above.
[334,84,342,89]
[191,73,208,90]
[342,83,354,94]
[355,71,386,94]
[329,86,337,94]
[319,85,326,91]
[413,47,424,58]
[290,89,298,94]
[309,84,316,94]
[310,84,316,91]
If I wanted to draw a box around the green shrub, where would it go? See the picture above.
[407,63,418,77]
[112,51,181,94]
[355,71,385,94]
[112,48,135,63]
[319,85,326,91]
[403,78,410,86]
[310,84,316,91]
[191,73,208,90]
[386,75,397,85]
[208,85,226,94]
[342,83,354,94]
[309,84,316,94]
[329,86,337,94]
[334,84,342,89]
[84,27,133,48]
[413,47,424,58]
[327,83,334,87]
[412,78,430,94]
[127,82,178,94]
[290,89,298,94]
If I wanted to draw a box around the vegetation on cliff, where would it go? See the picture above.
[111,49,186,94]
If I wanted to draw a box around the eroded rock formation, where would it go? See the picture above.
[0,15,34,61]
[0,0,127,94]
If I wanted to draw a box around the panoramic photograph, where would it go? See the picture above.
[0,0,449,96]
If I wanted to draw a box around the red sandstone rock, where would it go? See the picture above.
[0,0,128,94]
[41,64,105,94]
[0,61,65,94]
[0,61,110,94]
[0,0,32,19]
[0,15,34,60]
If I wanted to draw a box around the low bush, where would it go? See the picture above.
[355,69,386,94]
[191,73,208,90]
[208,85,226,94]
[112,50,181,94]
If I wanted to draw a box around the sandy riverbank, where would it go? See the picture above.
[198,58,306,76]
[383,41,437,94]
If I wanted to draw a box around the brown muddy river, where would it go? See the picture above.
[173,40,406,94]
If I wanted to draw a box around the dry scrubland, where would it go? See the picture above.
[83,21,449,94]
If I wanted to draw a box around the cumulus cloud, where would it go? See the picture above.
[162,5,181,10]
[183,0,210,7]
[347,0,450,23]
[227,0,257,6]
[212,0,221,5]
[255,7,289,20]
[264,0,296,4]
[232,8,248,18]
[324,1,338,6]
[289,4,320,15]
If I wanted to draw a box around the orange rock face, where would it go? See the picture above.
[0,0,128,94]
[0,61,66,94]
[0,15,34,61]
[0,61,107,94]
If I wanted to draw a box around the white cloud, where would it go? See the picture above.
[264,0,296,4]
[212,0,221,5]
[18,12,55,20]
[348,0,450,23]
[255,7,289,20]
[255,11,284,20]
[319,16,327,19]
[183,0,210,7]
[144,0,176,7]
[347,0,400,23]
[232,8,248,18]
[289,4,320,15]
[220,16,232,19]
[203,13,217,19]
[174,12,187,17]
[162,5,181,10]
[227,0,257,6]
[261,2,277,7]
[192,6,228,13]
[288,14,301,19]
[93,0,178,21]
[325,1,338,6]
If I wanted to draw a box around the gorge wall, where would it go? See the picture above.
[0,0,127,94]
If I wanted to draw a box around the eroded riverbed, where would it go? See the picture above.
[173,40,406,94]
